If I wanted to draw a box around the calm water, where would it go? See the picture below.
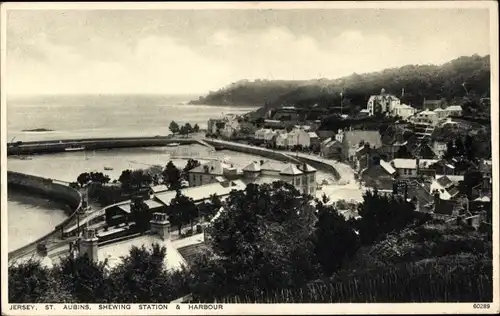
[7,190,69,252]
[7,94,257,250]
[7,94,257,142]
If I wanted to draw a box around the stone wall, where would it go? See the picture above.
[204,139,341,180]
[7,171,83,260]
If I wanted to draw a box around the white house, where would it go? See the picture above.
[430,175,460,200]
[367,89,401,116]
[294,128,311,147]
[275,132,289,148]
[391,103,416,120]
[443,105,463,117]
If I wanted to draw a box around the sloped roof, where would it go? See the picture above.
[446,105,462,111]
[321,137,332,145]
[280,164,303,175]
[150,184,169,193]
[189,160,230,175]
[343,130,382,149]
[436,175,453,188]
[326,140,342,148]
[380,160,396,175]
[99,235,187,271]
[308,132,319,138]
[243,161,261,172]
[298,163,317,173]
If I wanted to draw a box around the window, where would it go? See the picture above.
[296,177,301,186]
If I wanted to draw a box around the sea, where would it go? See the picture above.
[7,94,257,142]
[6,94,258,252]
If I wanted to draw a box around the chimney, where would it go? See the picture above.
[36,243,48,258]
[150,212,171,241]
[80,228,99,262]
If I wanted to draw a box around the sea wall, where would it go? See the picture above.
[7,171,83,261]
[204,139,341,180]
[7,136,198,156]
[203,139,302,164]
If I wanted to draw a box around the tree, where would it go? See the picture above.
[443,140,457,160]
[455,138,465,157]
[313,202,360,276]
[464,134,477,162]
[193,123,200,133]
[8,259,74,303]
[169,121,180,135]
[118,169,133,190]
[199,194,223,221]
[130,196,151,231]
[163,161,181,190]
[353,190,431,245]
[53,254,110,303]
[167,191,197,234]
[108,243,189,303]
[192,182,320,301]
[183,159,201,180]
[76,172,91,187]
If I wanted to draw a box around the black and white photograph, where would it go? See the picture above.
[1,1,498,314]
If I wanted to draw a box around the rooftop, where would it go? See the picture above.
[343,130,382,149]
[150,185,169,193]
[189,160,231,175]
[98,234,189,271]
[155,180,247,205]
[280,164,303,175]
[380,160,396,175]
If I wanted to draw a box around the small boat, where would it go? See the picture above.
[104,166,113,171]
[166,143,180,147]
[65,145,85,152]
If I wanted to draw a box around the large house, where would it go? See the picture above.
[391,103,417,120]
[242,161,318,195]
[366,89,401,116]
[188,160,239,187]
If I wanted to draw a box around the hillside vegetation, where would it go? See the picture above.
[190,55,490,113]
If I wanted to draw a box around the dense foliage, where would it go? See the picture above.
[190,55,490,117]
[8,183,492,303]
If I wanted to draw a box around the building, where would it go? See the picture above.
[308,132,320,146]
[391,103,417,120]
[320,138,343,160]
[77,215,203,271]
[443,105,463,117]
[430,175,461,200]
[366,89,401,116]
[207,119,226,135]
[410,110,439,139]
[390,158,438,178]
[432,141,448,159]
[242,161,317,195]
[360,159,396,189]
[422,99,446,111]
[188,160,239,187]
[255,128,277,142]
[339,130,383,162]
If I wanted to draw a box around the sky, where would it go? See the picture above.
[5,8,491,95]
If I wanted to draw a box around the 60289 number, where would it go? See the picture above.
[473,303,490,309]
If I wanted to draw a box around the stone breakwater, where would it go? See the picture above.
[7,171,83,261]
[7,136,200,156]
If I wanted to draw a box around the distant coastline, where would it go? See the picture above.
[22,128,54,132]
